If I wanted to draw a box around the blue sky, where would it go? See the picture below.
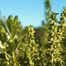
[0,0,66,27]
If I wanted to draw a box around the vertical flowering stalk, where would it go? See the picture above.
[24,25,39,66]
[45,12,64,66]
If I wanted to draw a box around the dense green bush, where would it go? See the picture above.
[0,7,66,66]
